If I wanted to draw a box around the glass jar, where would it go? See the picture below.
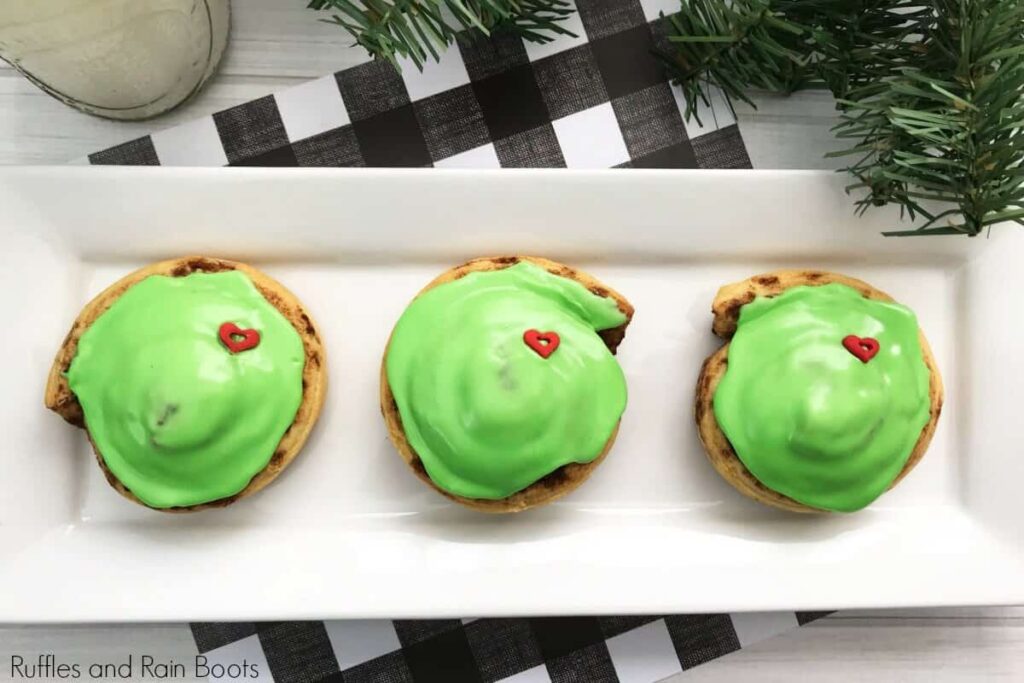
[0,0,230,120]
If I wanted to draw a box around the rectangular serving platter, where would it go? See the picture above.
[1,166,1021,622]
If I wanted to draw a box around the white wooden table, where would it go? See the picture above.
[1,2,1021,680]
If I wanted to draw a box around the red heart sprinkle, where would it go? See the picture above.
[843,335,880,363]
[219,322,261,354]
[524,329,560,359]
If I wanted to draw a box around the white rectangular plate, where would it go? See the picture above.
[1,167,1022,622]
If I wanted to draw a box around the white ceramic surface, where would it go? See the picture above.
[0,166,1021,623]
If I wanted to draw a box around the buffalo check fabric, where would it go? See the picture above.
[190,614,831,683]
[86,1,779,680]
[87,0,750,170]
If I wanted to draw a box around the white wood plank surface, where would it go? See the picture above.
[0,1,1021,679]
[668,608,1024,682]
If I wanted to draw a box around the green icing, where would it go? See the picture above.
[386,261,628,500]
[712,283,931,512]
[66,271,305,508]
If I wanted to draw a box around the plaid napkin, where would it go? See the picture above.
[190,614,829,683]
[88,0,749,170]
[82,1,825,681]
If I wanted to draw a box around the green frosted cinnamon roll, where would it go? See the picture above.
[696,270,943,513]
[46,256,327,511]
[381,256,633,513]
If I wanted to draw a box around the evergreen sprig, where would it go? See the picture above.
[832,0,1024,235]
[660,0,816,118]
[663,0,1024,236]
[307,0,575,69]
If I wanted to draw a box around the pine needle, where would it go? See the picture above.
[307,0,575,70]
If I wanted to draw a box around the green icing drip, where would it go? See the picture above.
[66,271,305,508]
[712,283,931,512]
[386,261,628,500]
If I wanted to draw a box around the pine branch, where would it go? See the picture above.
[829,0,1024,236]
[307,0,575,69]
[661,0,1024,237]
[659,0,814,125]
[660,1,922,123]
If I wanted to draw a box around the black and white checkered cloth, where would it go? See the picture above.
[87,0,749,170]
[191,614,830,682]
[82,1,821,680]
